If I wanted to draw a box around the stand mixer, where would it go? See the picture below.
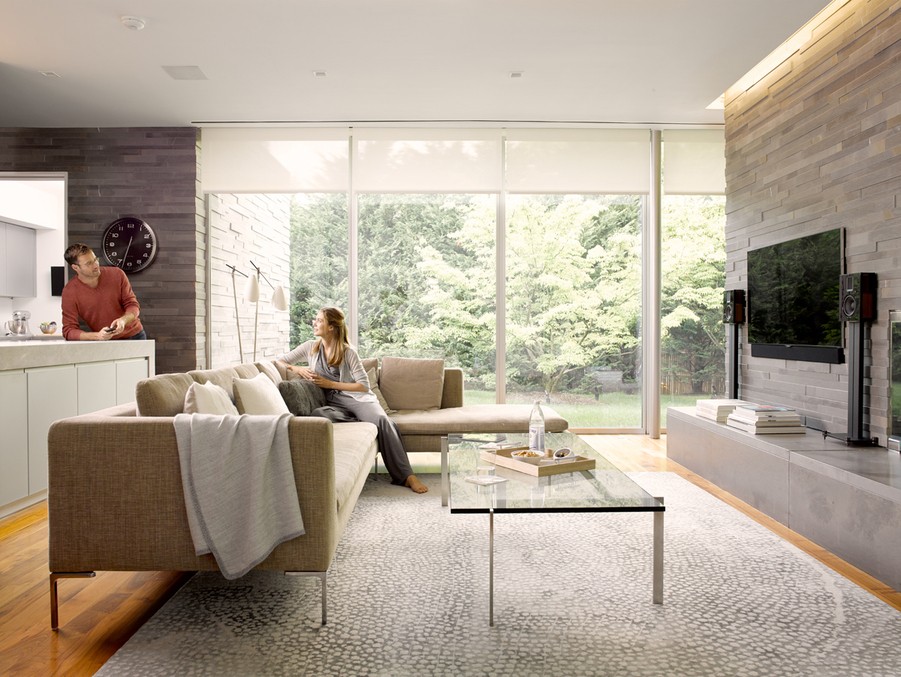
[5,310,32,336]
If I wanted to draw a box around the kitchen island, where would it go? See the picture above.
[0,338,155,517]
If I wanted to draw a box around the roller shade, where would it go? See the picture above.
[352,129,502,193]
[201,128,349,193]
[200,127,723,195]
[505,129,651,194]
[662,129,725,195]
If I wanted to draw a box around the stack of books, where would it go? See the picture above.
[695,399,750,423]
[726,404,806,434]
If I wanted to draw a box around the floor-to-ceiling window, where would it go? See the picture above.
[659,194,727,427]
[357,193,496,405]
[504,194,643,428]
[202,127,725,433]
[658,130,728,428]
[288,193,349,348]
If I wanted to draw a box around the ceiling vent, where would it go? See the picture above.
[162,66,209,81]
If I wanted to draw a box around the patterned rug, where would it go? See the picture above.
[97,472,901,676]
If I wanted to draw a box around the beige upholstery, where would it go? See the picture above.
[48,358,568,627]
[379,356,445,410]
[135,372,196,417]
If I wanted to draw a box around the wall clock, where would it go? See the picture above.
[102,216,158,272]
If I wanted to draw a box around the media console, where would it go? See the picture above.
[667,407,901,590]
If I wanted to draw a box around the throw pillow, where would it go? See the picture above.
[366,367,396,414]
[278,379,328,416]
[184,381,239,415]
[255,360,283,385]
[378,356,445,411]
[233,372,291,415]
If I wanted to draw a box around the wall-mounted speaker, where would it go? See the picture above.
[51,266,65,296]
[723,289,745,324]
[839,272,877,323]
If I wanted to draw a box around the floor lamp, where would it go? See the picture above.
[245,264,261,361]
[247,260,288,361]
[227,264,248,362]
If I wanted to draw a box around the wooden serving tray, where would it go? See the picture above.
[479,448,596,477]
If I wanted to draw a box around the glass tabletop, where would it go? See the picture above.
[447,431,664,514]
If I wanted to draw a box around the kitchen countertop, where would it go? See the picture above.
[0,338,155,371]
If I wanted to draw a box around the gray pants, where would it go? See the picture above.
[313,392,414,486]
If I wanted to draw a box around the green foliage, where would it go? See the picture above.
[288,192,727,408]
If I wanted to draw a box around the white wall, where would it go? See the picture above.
[0,175,66,334]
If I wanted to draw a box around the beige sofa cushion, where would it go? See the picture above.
[379,357,444,411]
[255,360,282,385]
[233,373,291,415]
[184,381,239,415]
[332,422,379,511]
[189,364,260,400]
[366,367,395,414]
[136,373,196,416]
[391,403,568,435]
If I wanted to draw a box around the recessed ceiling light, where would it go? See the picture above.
[40,71,61,78]
[509,71,524,79]
[313,71,327,78]
[120,15,146,31]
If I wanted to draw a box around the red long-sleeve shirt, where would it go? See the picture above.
[61,266,143,340]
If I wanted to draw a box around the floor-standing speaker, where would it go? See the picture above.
[840,272,877,322]
[723,289,745,325]
[841,272,877,445]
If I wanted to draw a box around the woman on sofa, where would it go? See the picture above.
[276,307,428,494]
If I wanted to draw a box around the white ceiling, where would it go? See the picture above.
[0,0,832,128]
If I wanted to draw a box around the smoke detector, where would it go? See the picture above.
[120,16,146,31]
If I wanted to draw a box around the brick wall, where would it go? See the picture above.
[0,127,201,374]
[207,193,292,367]
[724,0,901,442]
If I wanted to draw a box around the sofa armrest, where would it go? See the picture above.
[441,368,464,409]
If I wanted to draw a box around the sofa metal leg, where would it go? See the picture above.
[50,571,96,630]
[285,571,328,625]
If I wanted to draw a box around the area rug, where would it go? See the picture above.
[97,472,901,676]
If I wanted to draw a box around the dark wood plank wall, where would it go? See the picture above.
[0,127,203,374]
[724,0,901,442]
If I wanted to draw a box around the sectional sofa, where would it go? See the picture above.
[47,357,567,628]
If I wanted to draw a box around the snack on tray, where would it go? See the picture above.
[511,450,542,458]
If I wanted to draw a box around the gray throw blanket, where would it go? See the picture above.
[174,413,304,579]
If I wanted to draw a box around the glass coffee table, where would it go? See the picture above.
[442,431,665,626]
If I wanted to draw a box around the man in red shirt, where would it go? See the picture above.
[61,243,147,341]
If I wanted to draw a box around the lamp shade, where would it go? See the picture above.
[271,285,288,311]
[243,273,260,302]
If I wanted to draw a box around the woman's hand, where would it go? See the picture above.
[309,373,334,388]
[290,365,317,380]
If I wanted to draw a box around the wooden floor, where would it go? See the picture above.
[1,435,898,676]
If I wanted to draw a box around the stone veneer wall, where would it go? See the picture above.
[0,127,202,374]
[724,0,901,444]
[207,193,291,366]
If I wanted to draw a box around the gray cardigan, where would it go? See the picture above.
[277,340,376,404]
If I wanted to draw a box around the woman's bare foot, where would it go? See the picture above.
[405,475,429,494]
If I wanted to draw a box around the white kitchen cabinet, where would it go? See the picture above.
[77,361,118,414]
[27,364,77,494]
[116,357,149,404]
[0,341,155,515]
[0,221,37,298]
[0,370,29,508]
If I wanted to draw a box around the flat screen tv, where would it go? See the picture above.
[747,228,844,364]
